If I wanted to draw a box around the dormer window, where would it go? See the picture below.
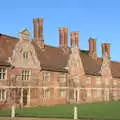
[23,51,28,60]
[22,44,29,60]
[21,70,31,80]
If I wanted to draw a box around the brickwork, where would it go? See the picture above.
[0,17,120,108]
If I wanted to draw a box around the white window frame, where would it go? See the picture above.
[87,89,91,97]
[43,89,50,98]
[93,89,101,98]
[21,70,31,80]
[96,77,101,85]
[0,68,7,80]
[113,80,117,85]
[93,89,97,98]
[0,89,6,101]
[58,73,66,83]
[43,71,50,81]
[23,51,29,60]
[86,77,91,84]
[60,89,66,98]
[105,78,109,85]
[96,89,101,97]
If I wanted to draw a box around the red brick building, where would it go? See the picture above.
[0,18,120,107]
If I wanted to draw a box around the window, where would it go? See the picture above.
[87,89,91,97]
[86,77,91,84]
[0,89,6,101]
[113,81,117,85]
[60,89,66,98]
[21,70,31,80]
[96,78,101,85]
[93,90,97,98]
[43,71,50,81]
[43,89,50,98]
[0,68,6,80]
[113,90,117,97]
[96,90,101,97]
[105,80,109,85]
[58,73,66,82]
[93,89,101,98]
[23,51,29,60]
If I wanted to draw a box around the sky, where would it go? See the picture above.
[0,0,120,61]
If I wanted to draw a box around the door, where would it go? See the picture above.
[23,89,28,106]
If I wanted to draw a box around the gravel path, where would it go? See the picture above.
[0,117,73,120]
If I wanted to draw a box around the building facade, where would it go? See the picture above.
[0,18,120,107]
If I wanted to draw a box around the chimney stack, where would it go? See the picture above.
[33,18,44,48]
[102,43,110,58]
[89,38,97,58]
[71,32,79,47]
[59,28,68,48]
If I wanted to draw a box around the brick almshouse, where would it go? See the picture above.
[0,17,120,107]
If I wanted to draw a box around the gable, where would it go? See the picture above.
[20,28,31,40]
[68,46,85,76]
[100,52,112,78]
[9,39,40,68]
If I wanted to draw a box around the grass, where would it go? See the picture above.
[0,101,120,120]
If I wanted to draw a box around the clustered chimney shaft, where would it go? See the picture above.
[59,29,79,48]
[33,17,111,59]
[71,32,79,47]
[89,38,97,58]
[102,43,110,58]
[59,28,68,48]
[33,18,44,48]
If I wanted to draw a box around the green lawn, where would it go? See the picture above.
[0,101,120,120]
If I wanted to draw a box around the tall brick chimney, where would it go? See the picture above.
[89,38,97,58]
[71,32,79,47]
[102,43,110,58]
[59,28,68,48]
[33,18,44,48]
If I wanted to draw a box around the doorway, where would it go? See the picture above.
[23,89,28,106]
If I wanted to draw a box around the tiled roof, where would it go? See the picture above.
[0,33,18,62]
[31,41,69,72]
[0,34,120,78]
[111,61,120,78]
[80,51,101,76]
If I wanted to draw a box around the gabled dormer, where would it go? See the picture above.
[100,43,112,77]
[100,52,112,77]
[67,32,85,84]
[9,29,40,68]
[100,43,112,86]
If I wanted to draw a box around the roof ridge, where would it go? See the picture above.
[45,44,60,49]
[111,60,120,64]
[0,33,18,40]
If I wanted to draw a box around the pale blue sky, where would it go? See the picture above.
[0,0,120,61]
